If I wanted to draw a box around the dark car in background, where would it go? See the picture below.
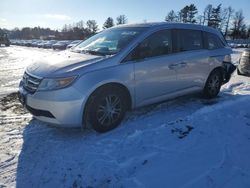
[238,48,250,76]
[37,41,47,48]
[52,41,71,50]
[43,40,58,48]
[66,40,82,49]
[31,40,43,47]
[24,40,35,47]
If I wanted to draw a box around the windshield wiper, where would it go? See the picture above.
[71,49,115,56]
[82,50,107,56]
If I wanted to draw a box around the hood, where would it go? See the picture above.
[26,51,107,77]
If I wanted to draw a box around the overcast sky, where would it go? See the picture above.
[0,0,249,30]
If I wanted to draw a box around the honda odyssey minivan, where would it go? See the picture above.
[19,22,235,132]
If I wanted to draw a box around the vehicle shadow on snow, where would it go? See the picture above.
[15,91,249,188]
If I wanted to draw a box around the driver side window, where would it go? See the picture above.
[125,29,172,61]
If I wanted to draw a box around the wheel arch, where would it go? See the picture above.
[211,66,224,76]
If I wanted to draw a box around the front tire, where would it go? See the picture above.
[203,69,223,99]
[85,87,128,133]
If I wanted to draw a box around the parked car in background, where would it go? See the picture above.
[10,39,17,45]
[19,22,235,133]
[43,40,58,48]
[0,32,10,47]
[37,41,47,48]
[19,40,27,46]
[238,48,250,76]
[66,40,82,49]
[31,40,42,47]
[52,40,71,50]
[24,40,34,47]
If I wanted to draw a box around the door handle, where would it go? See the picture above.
[179,62,187,67]
[168,64,178,69]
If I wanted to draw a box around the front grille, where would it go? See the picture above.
[22,72,42,93]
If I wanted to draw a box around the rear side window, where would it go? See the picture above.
[205,32,225,50]
[174,29,203,52]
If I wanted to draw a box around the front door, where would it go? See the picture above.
[124,29,179,107]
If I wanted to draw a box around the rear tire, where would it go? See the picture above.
[85,86,128,133]
[203,69,223,99]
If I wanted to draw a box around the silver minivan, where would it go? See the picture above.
[19,23,235,132]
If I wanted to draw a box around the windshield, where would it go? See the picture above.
[72,27,146,56]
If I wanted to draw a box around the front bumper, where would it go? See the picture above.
[18,85,86,128]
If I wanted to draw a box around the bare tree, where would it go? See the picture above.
[176,12,182,22]
[231,10,245,39]
[197,15,203,25]
[219,8,228,32]
[76,20,85,29]
[62,24,68,32]
[247,26,250,38]
[86,20,98,35]
[224,6,234,37]
[116,15,127,25]
[203,4,213,25]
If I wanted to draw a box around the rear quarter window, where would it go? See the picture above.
[205,32,225,50]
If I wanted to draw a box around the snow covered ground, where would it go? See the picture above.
[0,46,250,188]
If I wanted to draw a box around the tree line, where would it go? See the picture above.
[165,4,250,39]
[2,4,250,40]
[2,15,128,40]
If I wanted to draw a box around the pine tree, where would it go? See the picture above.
[203,4,213,25]
[180,4,198,23]
[180,6,189,23]
[103,17,114,29]
[187,4,198,23]
[208,4,222,29]
[165,10,177,22]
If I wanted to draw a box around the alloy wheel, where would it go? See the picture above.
[207,74,220,95]
[96,94,122,126]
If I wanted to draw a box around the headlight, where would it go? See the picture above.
[38,76,77,91]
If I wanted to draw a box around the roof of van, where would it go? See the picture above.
[115,22,220,35]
